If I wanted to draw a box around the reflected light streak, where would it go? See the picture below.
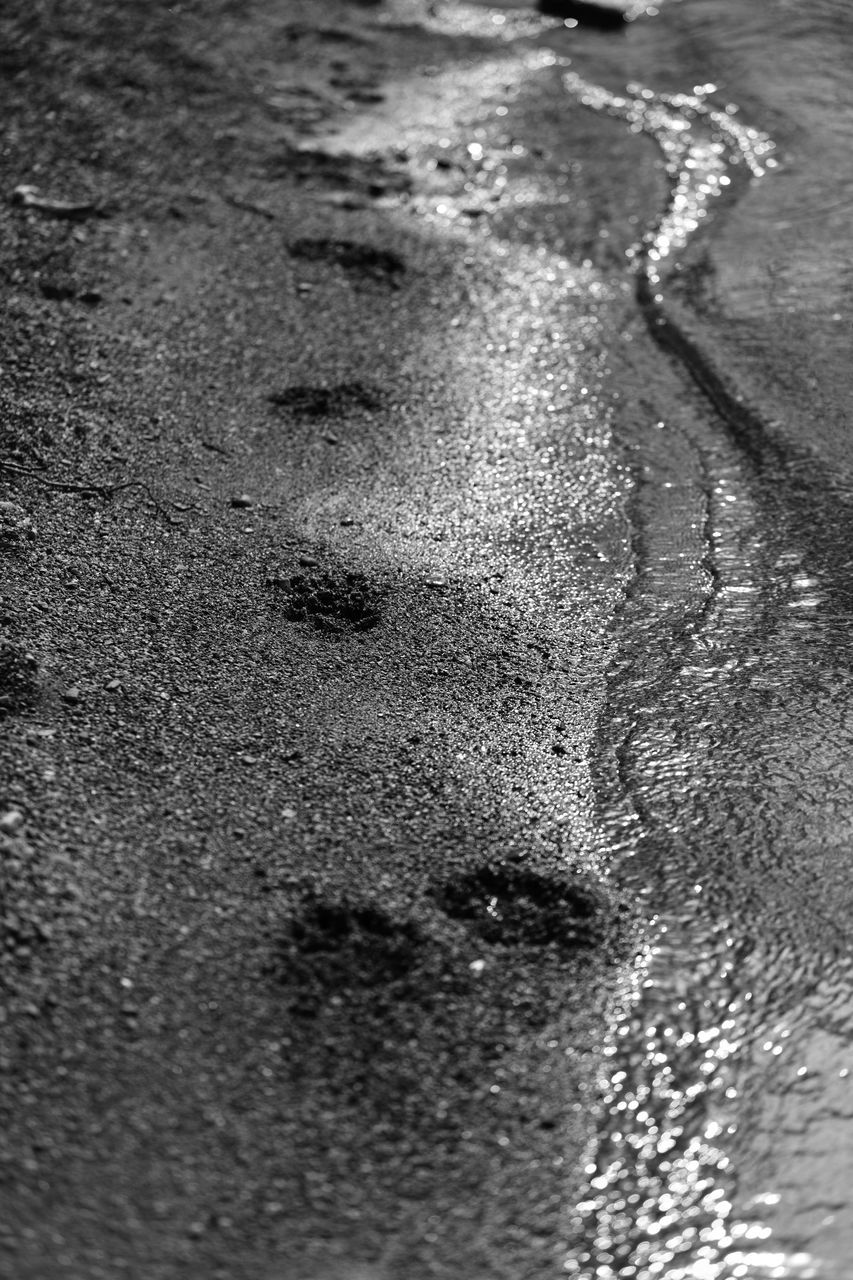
[562,908,821,1278]
[555,77,823,1274]
[563,73,775,293]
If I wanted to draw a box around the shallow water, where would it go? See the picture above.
[557,2,853,1276]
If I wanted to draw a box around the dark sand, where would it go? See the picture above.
[0,2,661,1276]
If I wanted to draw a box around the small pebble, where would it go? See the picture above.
[62,686,81,703]
[105,679,122,692]
[229,494,254,509]
[298,555,318,568]
[0,809,24,835]
[426,576,448,589]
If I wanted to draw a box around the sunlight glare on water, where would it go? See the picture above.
[561,29,853,1280]
[562,71,775,292]
[563,918,825,1279]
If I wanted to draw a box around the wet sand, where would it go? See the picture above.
[2,1,852,1277]
[0,4,647,1276]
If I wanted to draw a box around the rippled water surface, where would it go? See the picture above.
[556,2,853,1276]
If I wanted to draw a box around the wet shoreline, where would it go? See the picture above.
[1,0,851,1275]
[563,3,853,1272]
